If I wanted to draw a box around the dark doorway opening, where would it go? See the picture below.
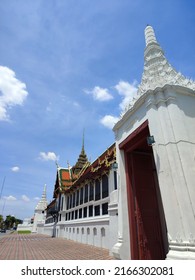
[120,121,168,260]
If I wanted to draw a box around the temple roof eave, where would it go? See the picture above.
[113,83,195,132]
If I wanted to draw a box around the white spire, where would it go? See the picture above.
[35,184,48,211]
[136,25,195,95]
[145,25,157,46]
[118,26,195,117]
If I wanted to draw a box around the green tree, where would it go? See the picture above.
[0,215,3,228]
[4,215,22,229]
[4,215,16,229]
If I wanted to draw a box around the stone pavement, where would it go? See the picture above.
[0,233,115,260]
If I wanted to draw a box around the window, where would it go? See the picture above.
[84,184,88,203]
[79,208,82,219]
[84,207,87,218]
[101,228,106,237]
[71,211,74,220]
[73,192,75,208]
[95,205,100,216]
[75,209,78,220]
[102,203,108,215]
[61,197,64,211]
[89,205,93,217]
[67,196,69,210]
[95,179,100,201]
[76,190,79,206]
[69,194,72,209]
[89,182,94,201]
[102,174,109,198]
[114,171,118,190]
[80,188,83,205]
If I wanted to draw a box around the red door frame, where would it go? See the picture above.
[119,120,149,259]
[119,120,166,259]
[124,152,139,259]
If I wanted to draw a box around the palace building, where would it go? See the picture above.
[44,142,118,255]
[42,25,195,260]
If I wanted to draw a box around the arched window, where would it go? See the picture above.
[101,228,106,237]
[93,228,97,236]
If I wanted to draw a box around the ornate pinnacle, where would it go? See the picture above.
[145,25,158,46]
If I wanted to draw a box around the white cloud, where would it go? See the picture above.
[73,101,80,107]
[34,197,40,201]
[85,86,113,101]
[114,80,138,111]
[11,166,20,172]
[39,151,59,161]
[0,66,28,121]
[21,195,30,202]
[4,195,17,201]
[100,115,119,129]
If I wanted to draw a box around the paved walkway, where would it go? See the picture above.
[0,233,115,260]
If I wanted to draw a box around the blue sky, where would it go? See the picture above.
[0,0,194,220]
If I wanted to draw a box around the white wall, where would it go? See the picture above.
[114,85,195,259]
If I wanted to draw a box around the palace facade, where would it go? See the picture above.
[43,143,118,255]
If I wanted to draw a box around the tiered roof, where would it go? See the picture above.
[70,142,116,190]
[53,142,116,196]
[71,134,90,178]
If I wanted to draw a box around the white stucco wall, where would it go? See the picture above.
[114,85,195,259]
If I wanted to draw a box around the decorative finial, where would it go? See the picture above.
[55,160,59,168]
[42,184,47,199]
[82,128,85,151]
[145,25,157,46]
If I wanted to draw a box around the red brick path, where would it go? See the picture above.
[0,233,115,260]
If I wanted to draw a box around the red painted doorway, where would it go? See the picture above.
[120,121,168,260]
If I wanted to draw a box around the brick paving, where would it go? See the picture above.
[0,233,115,260]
